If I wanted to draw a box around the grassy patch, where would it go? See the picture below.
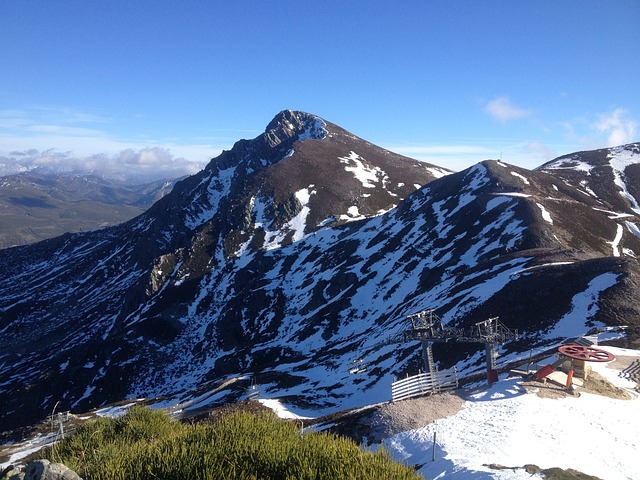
[42,406,421,480]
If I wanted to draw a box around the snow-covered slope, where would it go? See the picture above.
[0,112,639,434]
[538,142,640,218]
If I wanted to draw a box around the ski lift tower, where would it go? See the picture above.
[461,317,519,384]
[401,311,519,384]
[403,309,445,375]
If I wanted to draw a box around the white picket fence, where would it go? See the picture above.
[391,368,458,402]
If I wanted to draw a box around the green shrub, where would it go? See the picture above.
[44,406,421,479]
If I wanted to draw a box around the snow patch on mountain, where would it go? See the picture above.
[501,192,531,198]
[536,202,553,224]
[446,259,530,320]
[608,146,640,214]
[544,272,618,340]
[184,166,236,229]
[249,188,316,250]
[627,221,640,239]
[485,196,512,212]
[608,224,624,257]
[542,155,594,173]
[339,151,387,189]
[338,206,365,221]
[426,166,453,179]
[297,116,328,141]
[510,171,530,185]
[579,179,598,197]
[592,207,635,219]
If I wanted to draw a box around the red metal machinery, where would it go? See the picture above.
[535,344,615,390]
[557,345,615,362]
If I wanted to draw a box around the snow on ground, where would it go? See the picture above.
[485,196,511,212]
[499,192,531,198]
[543,157,593,174]
[510,171,530,185]
[339,205,366,221]
[608,224,624,257]
[543,273,618,340]
[626,220,640,239]
[426,167,451,179]
[579,180,598,197]
[0,433,58,469]
[258,398,313,420]
[94,402,138,418]
[184,166,236,230]
[0,402,141,470]
[535,202,553,224]
[252,187,315,250]
[339,151,385,188]
[592,207,635,220]
[385,345,640,480]
[608,147,640,215]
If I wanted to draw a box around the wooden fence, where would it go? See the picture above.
[391,368,458,402]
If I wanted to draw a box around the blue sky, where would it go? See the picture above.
[1,1,639,178]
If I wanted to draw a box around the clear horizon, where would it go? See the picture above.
[1,1,638,179]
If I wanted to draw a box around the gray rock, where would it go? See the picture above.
[3,464,23,480]
[22,460,82,480]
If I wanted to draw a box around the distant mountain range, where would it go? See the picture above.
[0,172,180,248]
[0,110,638,433]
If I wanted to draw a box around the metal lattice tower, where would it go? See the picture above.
[400,310,519,383]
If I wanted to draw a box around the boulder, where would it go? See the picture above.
[20,460,82,480]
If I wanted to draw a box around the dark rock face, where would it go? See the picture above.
[0,111,638,432]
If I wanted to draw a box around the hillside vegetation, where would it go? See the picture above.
[41,406,421,480]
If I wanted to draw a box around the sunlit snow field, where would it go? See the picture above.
[383,344,638,480]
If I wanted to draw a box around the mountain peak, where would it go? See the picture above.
[263,110,328,147]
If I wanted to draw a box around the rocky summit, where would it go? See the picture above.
[0,111,639,432]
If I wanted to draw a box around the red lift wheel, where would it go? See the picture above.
[558,344,615,362]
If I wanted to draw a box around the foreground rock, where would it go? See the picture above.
[3,460,82,480]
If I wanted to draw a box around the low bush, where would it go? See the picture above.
[44,406,421,479]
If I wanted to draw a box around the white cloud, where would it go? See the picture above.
[0,105,222,180]
[485,96,531,123]
[525,141,558,165]
[0,147,209,182]
[594,108,638,146]
[389,145,493,156]
[386,140,566,171]
[385,143,500,171]
[560,108,638,151]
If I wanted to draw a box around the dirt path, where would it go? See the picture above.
[367,392,465,442]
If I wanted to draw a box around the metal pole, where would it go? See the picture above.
[432,431,437,461]
[486,342,499,384]
[421,340,434,374]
